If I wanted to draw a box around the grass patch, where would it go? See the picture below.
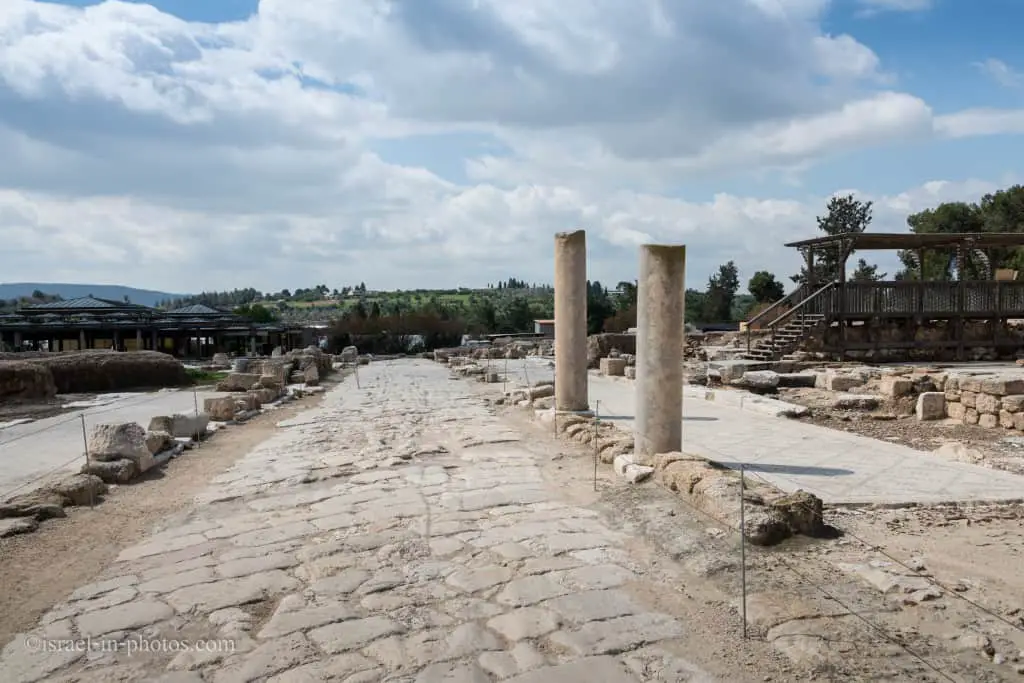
[186,368,230,384]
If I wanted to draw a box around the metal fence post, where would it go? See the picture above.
[740,464,748,639]
[80,414,94,508]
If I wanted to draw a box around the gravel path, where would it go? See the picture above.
[0,360,716,682]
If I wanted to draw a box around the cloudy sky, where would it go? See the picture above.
[0,0,1021,295]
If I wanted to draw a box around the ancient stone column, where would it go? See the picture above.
[635,244,686,461]
[554,229,589,412]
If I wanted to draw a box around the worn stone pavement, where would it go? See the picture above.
[0,360,712,683]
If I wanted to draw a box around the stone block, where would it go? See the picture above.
[960,391,977,408]
[211,353,230,368]
[946,402,966,421]
[959,377,983,393]
[624,367,636,380]
[944,389,961,402]
[777,372,817,388]
[216,372,261,392]
[204,397,237,421]
[979,376,1024,396]
[979,413,998,429]
[87,423,156,472]
[975,393,1000,415]
[82,458,138,484]
[51,473,107,507]
[880,377,914,397]
[1000,410,1015,429]
[825,372,865,392]
[1002,395,1024,412]
[740,370,780,391]
[915,392,945,421]
[239,392,261,411]
[303,365,320,386]
[964,408,980,425]
[599,358,627,377]
[145,430,174,455]
[1014,412,1024,431]
[149,413,210,439]
[832,394,879,410]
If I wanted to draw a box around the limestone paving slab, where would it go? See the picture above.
[0,360,711,682]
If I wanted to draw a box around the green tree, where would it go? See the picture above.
[496,296,534,332]
[793,194,877,284]
[586,281,614,334]
[234,303,277,323]
[850,259,886,282]
[747,271,785,303]
[702,261,739,322]
[614,281,638,311]
[898,201,985,280]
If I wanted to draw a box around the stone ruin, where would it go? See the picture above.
[208,346,335,420]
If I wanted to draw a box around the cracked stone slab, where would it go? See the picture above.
[486,607,561,641]
[164,571,300,613]
[308,616,405,654]
[542,589,642,624]
[210,633,318,683]
[504,656,641,683]
[547,613,684,656]
[76,600,175,638]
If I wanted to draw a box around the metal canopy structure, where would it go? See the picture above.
[0,297,311,356]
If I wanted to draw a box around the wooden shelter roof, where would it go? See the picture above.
[784,232,1024,250]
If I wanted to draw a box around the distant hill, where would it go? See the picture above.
[0,283,189,308]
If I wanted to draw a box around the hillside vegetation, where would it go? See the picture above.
[8,186,1021,350]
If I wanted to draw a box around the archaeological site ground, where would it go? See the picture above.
[0,232,1022,682]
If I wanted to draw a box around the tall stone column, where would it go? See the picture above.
[635,244,686,461]
[554,230,589,412]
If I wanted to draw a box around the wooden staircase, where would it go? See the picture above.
[742,282,835,362]
[743,313,825,361]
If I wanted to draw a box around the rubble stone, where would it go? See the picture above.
[87,423,156,473]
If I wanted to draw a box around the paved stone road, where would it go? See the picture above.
[0,360,711,682]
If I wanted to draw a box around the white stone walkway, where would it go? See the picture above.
[0,360,711,683]
[586,373,1024,506]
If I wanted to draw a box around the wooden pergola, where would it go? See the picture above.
[784,232,1024,285]
[746,232,1024,360]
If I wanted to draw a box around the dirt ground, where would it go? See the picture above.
[0,394,98,423]
[778,386,1024,476]
[0,385,333,648]
[495,386,1024,681]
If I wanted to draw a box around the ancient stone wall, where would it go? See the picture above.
[815,320,1024,362]
[586,333,636,368]
[944,374,1024,429]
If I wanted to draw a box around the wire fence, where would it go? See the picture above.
[0,387,208,503]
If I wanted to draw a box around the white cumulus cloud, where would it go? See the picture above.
[0,0,1018,295]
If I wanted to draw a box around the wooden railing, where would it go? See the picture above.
[745,282,834,352]
[745,284,808,352]
[840,280,1024,316]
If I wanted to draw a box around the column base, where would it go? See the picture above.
[555,408,594,418]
